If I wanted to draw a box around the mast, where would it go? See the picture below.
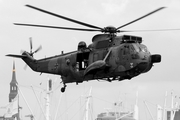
[84,87,92,120]
[46,78,52,120]
[133,91,139,120]
[31,78,53,120]
[171,91,174,120]
[163,91,167,120]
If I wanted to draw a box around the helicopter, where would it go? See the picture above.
[7,5,165,92]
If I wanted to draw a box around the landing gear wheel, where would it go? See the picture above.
[61,84,67,93]
[61,87,65,92]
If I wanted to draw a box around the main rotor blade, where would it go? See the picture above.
[118,29,180,32]
[25,5,103,30]
[14,23,102,32]
[116,7,166,30]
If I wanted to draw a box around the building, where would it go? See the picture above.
[9,62,18,102]
[0,62,20,120]
[96,92,139,120]
[167,110,180,120]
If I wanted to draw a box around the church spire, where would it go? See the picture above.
[9,61,18,102]
[11,61,17,84]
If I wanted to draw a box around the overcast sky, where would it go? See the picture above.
[1,0,180,120]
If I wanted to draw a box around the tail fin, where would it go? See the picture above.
[6,38,41,72]
[6,52,37,71]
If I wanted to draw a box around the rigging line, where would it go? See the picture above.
[31,86,47,120]
[17,84,36,120]
[144,101,156,120]
[38,91,43,120]
[52,83,62,92]
[145,100,158,107]
[93,96,113,104]
[18,84,44,92]
[143,101,148,120]
[18,84,31,89]
[89,105,94,120]
[58,96,81,117]
[54,93,63,120]
[49,84,62,109]
[81,88,92,97]
[90,97,94,120]
[91,98,99,120]
[49,82,63,108]
[69,100,87,120]
[81,107,86,120]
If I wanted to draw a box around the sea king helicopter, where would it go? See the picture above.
[7,5,166,92]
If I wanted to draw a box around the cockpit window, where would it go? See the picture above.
[133,44,149,53]
[140,45,149,53]
[130,45,136,54]
[133,44,140,52]
[123,45,130,55]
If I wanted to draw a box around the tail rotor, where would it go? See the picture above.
[24,37,42,70]
[28,37,42,57]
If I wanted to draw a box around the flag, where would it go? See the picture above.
[12,94,18,115]
[4,95,18,118]
[4,102,13,118]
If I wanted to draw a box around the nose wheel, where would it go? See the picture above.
[61,84,67,92]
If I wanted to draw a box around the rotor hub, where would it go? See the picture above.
[103,26,117,33]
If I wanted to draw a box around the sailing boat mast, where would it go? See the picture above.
[133,91,139,120]
[84,87,92,120]
[45,78,52,120]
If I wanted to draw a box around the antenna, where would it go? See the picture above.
[163,91,168,120]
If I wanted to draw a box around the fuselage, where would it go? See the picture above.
[22,34,161,84]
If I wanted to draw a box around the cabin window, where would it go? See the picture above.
[76,51,90,70]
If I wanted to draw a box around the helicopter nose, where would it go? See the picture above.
[151,54,161,63]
